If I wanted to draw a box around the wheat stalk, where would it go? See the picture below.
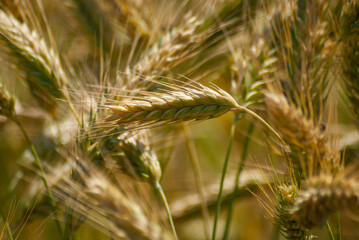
[170,169,269,220]
[0,80,63,234]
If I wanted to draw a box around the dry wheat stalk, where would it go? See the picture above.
[290,171,359,229]
[104,83,240,127]
[170,169,268,220]
[52,156,175,240]
[0,9,68,113]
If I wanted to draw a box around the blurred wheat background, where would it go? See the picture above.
[0,0,358,239]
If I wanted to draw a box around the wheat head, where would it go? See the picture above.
[104,83,240,127]
[0,9,68,114]
[290,171,359,229]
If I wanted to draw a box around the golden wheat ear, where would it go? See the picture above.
[291,171,359,229]
[265,92,337,173]
[0,9,69,115]
[113,130,162,184]
[105,84,239,124]
[51,155,176,240]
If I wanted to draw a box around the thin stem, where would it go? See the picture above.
[222,123,254,240]
[154,182,177,239]
[1,210,13,240]
[12,118,63,235]
[183,124,210,240]
[5,222,13,240]
[63,91,81,125]
[62,208,73,240]
[336,212,341,240]
[212,116,239,240]
[326,220,335,240]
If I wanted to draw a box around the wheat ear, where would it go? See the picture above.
[52,157,175,240]
[118,14,202,92]
[114,131,162,183]
[100,82,283,143]
[0,10,72,115]
[265,92,334,171]
[276,185,313,240]
[291,172,359,229]
[105,84,239,125]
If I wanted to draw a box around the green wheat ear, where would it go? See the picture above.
[276,185,314,240]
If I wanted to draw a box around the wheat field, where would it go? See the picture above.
[0,0,358,239]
